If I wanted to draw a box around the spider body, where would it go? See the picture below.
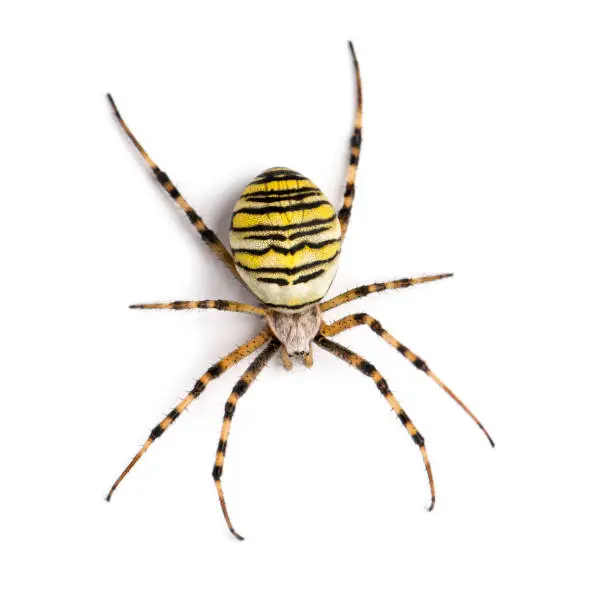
[106,42,494,541]
[230,167,342,311]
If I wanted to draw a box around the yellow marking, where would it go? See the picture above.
[215,452,224,466]
[243,178,316,194]
[194,219,205,231]
[233,241,340,271]
[232,204,335,229]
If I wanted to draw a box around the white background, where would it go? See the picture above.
[2,1,611,610]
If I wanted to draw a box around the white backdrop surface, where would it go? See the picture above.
[1,2,611,611]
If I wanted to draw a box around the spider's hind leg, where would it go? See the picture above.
[321,313,494,446]
[314,334,436,511]
[105,329,271,501]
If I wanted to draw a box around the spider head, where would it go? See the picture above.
[265,305,321,357]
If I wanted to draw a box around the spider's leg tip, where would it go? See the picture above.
[231,530,245,542]
[105,493,112,502]
[427,498,436,512]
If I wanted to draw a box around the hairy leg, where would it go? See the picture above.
[213,339,281,540]
[107,94,241,281]
[321,313,494,446]
[129,299,264,316]
[320,274,452,312]
[106,329,271,501]
[314,334,436,510]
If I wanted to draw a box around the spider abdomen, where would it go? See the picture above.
[230,167,341,311]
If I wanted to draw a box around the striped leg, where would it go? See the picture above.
[314,334,436,511]
[320,274,453,312]
[129,299,265,316]
[338,41,363,240]
[105,329,271,501]
[213,338,281,540]
[321,314,494,446]
[107,94,241,281]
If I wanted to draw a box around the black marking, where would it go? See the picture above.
[235,251,340,274]
[338,208,351,222]
[212,465,222,480]
[186,209,199,224]
[233,201,331,216]
[231,216,336,233]
[193,379,206,395]
[288,225,333,240]
[169,408,180,422]
[216,299,229,310]
[200,228,218,243]
[250,170,306,184]
[233,380,249,396]
[412,431,425,446]
[397,412,409,426]
[293,269,325,285]
[263,297,323,310]
[208,364,223,378]
[412,357,428,371]
[172,301,188,310]
[224,401,236,416]
[150,424,164,440]
[169,186,180,199]
[349,152,359,165]
[370,320,384,335]
[217,440,227,454]
[257,277,289,286]
[355,285,369,297]
[376,378,390,395]
[241,233,288,242]
[154,168,170,184]
[233,238,339,256]
[358,361,376,376]
[344,183,355,198]
[353,313,367,323]
[351,128,362,148]
[243,187,320,202]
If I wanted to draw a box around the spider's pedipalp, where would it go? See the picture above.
[107,94,241,282]
[320,273,453,312]
[213,338,281,540]
[105,329,271,502]
[321,313,495,447]
[314,334,436,511]
[129,299,265,316]
[338,41,363,240]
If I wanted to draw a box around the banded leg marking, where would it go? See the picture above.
[129,299,265,316]
[314,334,436,511]
[105,329,271,501]
[338,41,363,240]
[320,274,453,312]
[213,338,281,540]
[106,94,241,281]
[321,314,494,446]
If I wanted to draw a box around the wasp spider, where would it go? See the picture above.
[106,42,494,540]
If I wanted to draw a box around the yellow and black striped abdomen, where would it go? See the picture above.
[230,167,341,311]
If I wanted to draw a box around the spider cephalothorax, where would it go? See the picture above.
[106,42,494,540]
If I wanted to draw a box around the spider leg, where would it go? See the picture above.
[105,329,271,501]
[320,274,453,312]
[338,41,363,241]
[129,299,265,316]
[213,338,281,540]
[322,314,494,446]
[107,94,241,282]
[314,334,436,511]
